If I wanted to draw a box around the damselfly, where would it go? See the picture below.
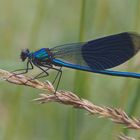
[16,32,140,91]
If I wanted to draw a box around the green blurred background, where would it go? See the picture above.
[0,0,140,140]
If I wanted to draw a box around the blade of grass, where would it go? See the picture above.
[67,1,90,140]
[122,1,140,135]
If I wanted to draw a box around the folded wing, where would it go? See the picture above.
[51,32,140,70]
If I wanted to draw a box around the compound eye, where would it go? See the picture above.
[20,52,26,61]
[20,49,29,61]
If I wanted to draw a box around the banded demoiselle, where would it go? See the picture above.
[18,32,140,90]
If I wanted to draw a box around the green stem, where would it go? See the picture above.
[66,1,90,140]
[123,82,140,134]
[74,0,89,97]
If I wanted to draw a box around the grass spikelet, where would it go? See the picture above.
[0,69,140,131]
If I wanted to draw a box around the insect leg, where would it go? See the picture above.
[50,67,62,93]
[55,67,62,93]
[12,60,33,74]
[34,63,62,93]
[33,64,50,78]
[8,60,34,81]
[33,67,50,80]
[52,67,62,85]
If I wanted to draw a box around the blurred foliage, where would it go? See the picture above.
[0,0,140,140]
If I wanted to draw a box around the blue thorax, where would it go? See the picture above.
[31,48,50,61]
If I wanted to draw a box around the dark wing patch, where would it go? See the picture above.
[81,32,138,69]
